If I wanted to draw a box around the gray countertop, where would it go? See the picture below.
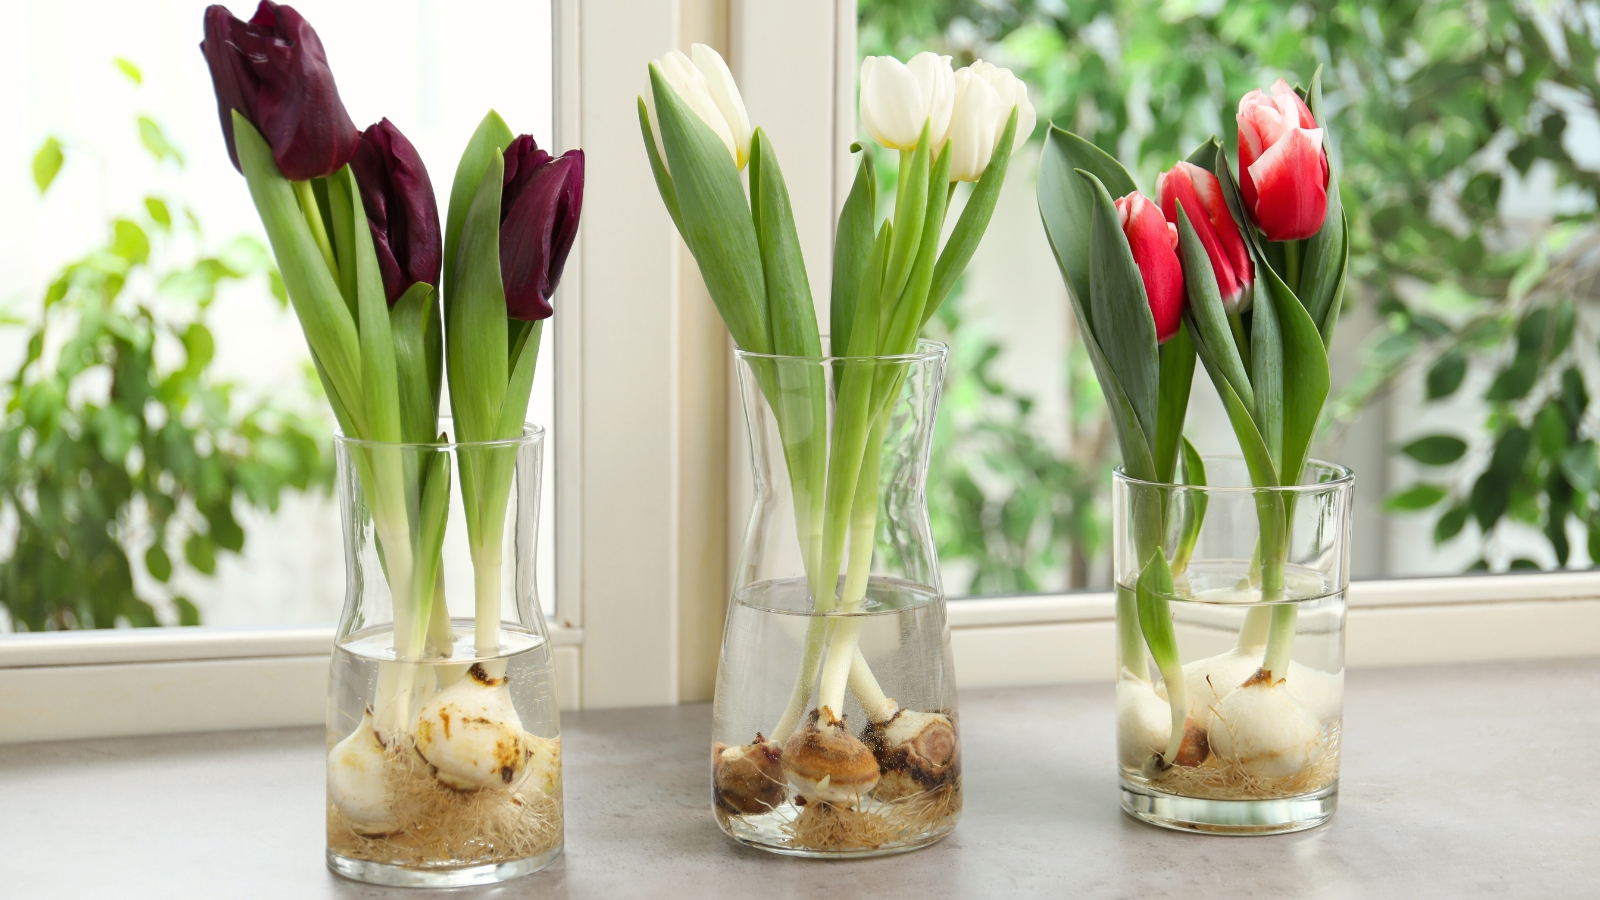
[3,658,1597,899]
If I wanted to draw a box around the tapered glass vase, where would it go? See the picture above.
[325,422,562,886]
[1114,457,1352,835]
[713,339,959,858]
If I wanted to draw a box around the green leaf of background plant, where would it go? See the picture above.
[33,137,64,195]
[113,57,143,84]
[1426,347,1467,399]
[1385,483,1448,512]
[184,533,216,575]
[173,596,200,627]
[137,116,183,166]
[144,543,172,583]
[1434,503,1469,542]
[1401,434,1467,465]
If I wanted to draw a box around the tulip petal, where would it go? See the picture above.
[1246,126,1327,241]
[1116,192,1186,343]
[351,119,442,304]
[860,56,928,150]
[692,44,752,170]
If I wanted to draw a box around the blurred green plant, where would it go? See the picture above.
[861,0,1600,582]
[0,60,332,631]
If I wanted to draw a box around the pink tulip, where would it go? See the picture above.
[1237,79,1328,242]
[1158,161,1255,314]
[1116,191,1185,343]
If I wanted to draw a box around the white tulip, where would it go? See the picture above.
[859,52,955,151]
[966,59,1036,152]
[646,44,751,170]
[945,68,1003,182]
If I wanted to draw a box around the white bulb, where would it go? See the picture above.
[327,710,397,834]
[1180,650,1267,730]
[1116,674,1172,768]
[1285,662,1344,723]
[1208,682,1324,778]
[413,664,528,791]
[515,733,562,797]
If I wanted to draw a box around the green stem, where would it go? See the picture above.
[1228,311,1252,373]
[292,179,339,281]
[472,550,502,657]
[1284,240,1303,295]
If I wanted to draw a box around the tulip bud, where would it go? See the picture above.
[964,60,1036,152]
[1157,161,1254,314]
[200,1,359,181]
[351,119,442,305]
[1236,79,1329,242]
[500,135,585,322]
[945,69,1003,184]
[647,45,751,170]
[1115,191,1185,343]
[859,52,955,151]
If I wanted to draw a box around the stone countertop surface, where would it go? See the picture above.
[2,658,1597,899]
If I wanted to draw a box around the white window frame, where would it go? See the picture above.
[4,0,1597,745]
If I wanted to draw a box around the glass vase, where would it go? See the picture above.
[325,422,562,887]
[713,340,959,858]
[1113,457,1352,835]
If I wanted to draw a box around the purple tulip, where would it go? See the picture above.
[351,119,442,304]
[200,1,359,181]
[499,135,584,321]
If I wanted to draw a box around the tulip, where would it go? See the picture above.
[945,61,1036,183]
[1157,161,1254,313]
[200,1,359,181]
[859,52,955,151]
[1237,79,1328,242]
[499,135,585,321]
[1115,191,1185,343]
[351,119,442,305]
[647,45,751,170]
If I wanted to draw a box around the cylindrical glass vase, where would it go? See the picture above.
[713,340,959,858]
[1113,457,1352,835]
[325,422,562,887]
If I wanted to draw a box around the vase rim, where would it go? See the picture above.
[334,419,545,451]
[1113,456,1353,493]
[734,337,948,364]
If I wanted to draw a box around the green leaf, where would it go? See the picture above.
[1082,169,1160,447]
[1426,348,1468,400]
[137,116,183,166]
[1435,504,1469,542]
[1561,441,1599,496]
[1261,263,1329,485]
[1036,126,1138,318]
[1135,547,1185,762]
[390,283,442,445]
[144,543,172,583]
[749,128,821,359]
[111,219,150,264]
[113,57,143,84]
[206,502,245,553]
[1485,353,1539,401]
[830,143,876,356]
[1509,557,1542,571]
[184,533,216,575]
[1170,437,1208,574]
[33,137,64,195]
[173,596,201,627]
[1176,207,1253,409]
[1154,323,1195,484]
[345,166,402,445]
[447,150,510,446]
[1385,483,1448,512]
[1402,435,1467,466]
[443,110,514,306]
[1299,69,1348,339]
[497,319,543,441]
[926,108,1020,324]
[232,112,365,437]
[1250,266,1285,467]
[144,197,172,229]
[1196,347,1278,488]
[883,140,952,355]
[882,123,932,308]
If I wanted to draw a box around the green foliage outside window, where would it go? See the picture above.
[0,61,333,630]
[860,0,1600,589]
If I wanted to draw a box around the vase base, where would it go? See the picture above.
[326,845,562,887]
[1120,780,1336,835]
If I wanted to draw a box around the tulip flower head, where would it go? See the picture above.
[859,52,956,151]
[1157,161,1254,314]
[351,119,442,305]
[499,136,585,322]
[1237,79,1329,242]
[945,60,1035,183]
[1115,191,1185,343]
[200,1,359,181]
[647,45,752,170]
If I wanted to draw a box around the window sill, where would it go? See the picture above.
[2,658,1594,897]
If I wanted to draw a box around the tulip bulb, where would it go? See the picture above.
[865,704,959,800]
[327,709,398,835]
[782,707,880,807]
[413,663,528,791]
[713,735,786,815]
[1207,676,1324,778]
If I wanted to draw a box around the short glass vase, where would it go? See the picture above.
[1113,457,1352,835]
[713,340,960,858]
[325,423,562,886]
